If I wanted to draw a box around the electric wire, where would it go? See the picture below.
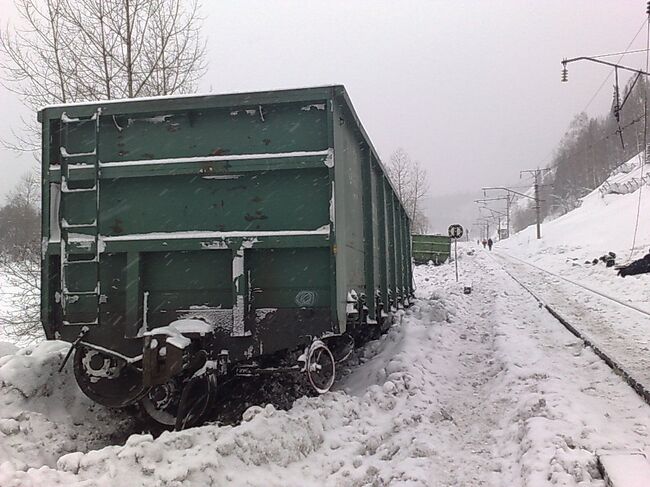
[529,19,648,173]
[591,47,650,59]
[490,18,650,224]
[581,18,648,114]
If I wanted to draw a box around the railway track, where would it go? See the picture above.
[491,251,650,408]
[499,252,650,318]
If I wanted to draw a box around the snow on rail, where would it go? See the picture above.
[493,252,650,409]
[598,452,650,487]
[500,252,650,317]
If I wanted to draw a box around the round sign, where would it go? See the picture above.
[448,224,464,239]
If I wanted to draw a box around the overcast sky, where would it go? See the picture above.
[0,0,647,219]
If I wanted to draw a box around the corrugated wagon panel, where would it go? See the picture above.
[332,100,367,331]
[98,169,330,236]
[412,235,451,265]
[96,102,329,163]
[371,162,389,316]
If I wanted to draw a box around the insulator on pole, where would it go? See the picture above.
[613,87,621,121]
[561,65,568,82]
[646,1,650,16]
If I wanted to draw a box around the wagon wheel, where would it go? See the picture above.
[306,342,335,394]
[175,373,217,430]
[73,345,148,408]
[141,374,216,430]
[140,377,182,427]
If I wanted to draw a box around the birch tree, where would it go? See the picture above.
[386,148,430,234]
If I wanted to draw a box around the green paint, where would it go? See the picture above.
[412,234,452,265]
[40,86,412,354]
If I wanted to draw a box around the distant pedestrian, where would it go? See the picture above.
[487,238,493,251]
[481,239,487,248]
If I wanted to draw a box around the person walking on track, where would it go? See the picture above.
[487,238,493,251]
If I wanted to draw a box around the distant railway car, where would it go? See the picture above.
[39,86,413,428]
[412,234,451,265]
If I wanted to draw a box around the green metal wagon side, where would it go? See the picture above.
[412,234,451,265]
[39,85,413,426]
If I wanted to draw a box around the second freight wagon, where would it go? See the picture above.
[39,85,413,428]
[412,234,451,265]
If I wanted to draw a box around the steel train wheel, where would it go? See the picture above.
[141,378,182,427]
[73,345,148,408]
[306,342,335,394]
[140,374,216,430]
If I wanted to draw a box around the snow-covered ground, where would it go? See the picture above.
[499,155,650,310]
[495,157,650,415]
[1,252,650,486]
[2,157,650,485]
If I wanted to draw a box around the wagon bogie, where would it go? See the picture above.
[39,85,413,427]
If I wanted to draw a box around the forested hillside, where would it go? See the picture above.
[514,75,648,231]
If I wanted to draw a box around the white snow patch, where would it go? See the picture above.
[98,149,332,168]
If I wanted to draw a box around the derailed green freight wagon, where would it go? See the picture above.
[412,234,451,265]
[39,85,413,427]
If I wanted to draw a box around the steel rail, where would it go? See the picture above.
[487,252,650,407]
[495,252,650,318]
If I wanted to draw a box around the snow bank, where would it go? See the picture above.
[508,154,650,255]
[2,251,650,485]
[0,342,18,358]
[500,155,650,308]
[0,341,134,473]
[0,287,456,486]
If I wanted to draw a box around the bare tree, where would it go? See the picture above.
[0,173,42,342]
[0,0,206,338]
[386,148,429,234]
[0,0,206,150]
[409,160,429,234]
[0,250,41,342]
[387,148,412,203]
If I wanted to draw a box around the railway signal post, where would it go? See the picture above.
[448,224,464,282]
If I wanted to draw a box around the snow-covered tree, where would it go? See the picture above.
[0,173,41,341]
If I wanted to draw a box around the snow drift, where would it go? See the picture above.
[0,341,135,473]
[500,154,650,309]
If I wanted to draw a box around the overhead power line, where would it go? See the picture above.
[530,20,648,172]
[591,47,650,59]
[581,18,648,114]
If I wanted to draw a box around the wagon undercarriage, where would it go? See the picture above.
[72,315,375,429]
